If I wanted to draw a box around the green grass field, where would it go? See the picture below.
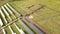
[8,0,60,34]
[0,0,10,6]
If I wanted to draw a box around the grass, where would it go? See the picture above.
[0,0,10,6]
[8,0,60,34]
[31,8,60,34]
[4,26,12,34]
[9,0,36,15]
